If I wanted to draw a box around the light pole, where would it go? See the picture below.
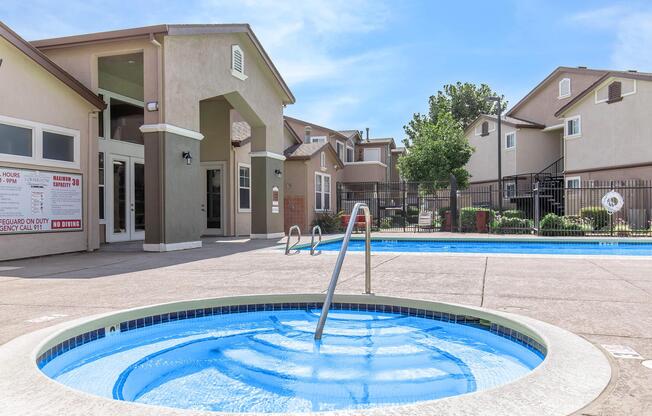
[486,96,502,213]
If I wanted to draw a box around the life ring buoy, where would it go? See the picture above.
[601,190,624,214]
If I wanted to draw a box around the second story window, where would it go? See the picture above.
[320,151,326,168]
[336,141,345,160]
[304,126,311,143]
[238,164,251,212]
[231,45,247,80]
[363,147,381,162]
[505,132,516,149]
[346,146,354,162]
[559,78,571,99]
[565,115,581,138]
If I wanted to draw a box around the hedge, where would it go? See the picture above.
[460,207,494,232]
[579,207,609,230]
[489,217,533,234]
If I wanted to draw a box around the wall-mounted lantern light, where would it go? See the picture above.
[146,101,159,112]
[182,151,193,165]
[274,169,282,178]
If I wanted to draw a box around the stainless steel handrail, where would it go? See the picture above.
[285,225,301,255]
[310,225,322,255]
[314,202,371,340]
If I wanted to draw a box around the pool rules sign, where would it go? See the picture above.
[0,167,82,234]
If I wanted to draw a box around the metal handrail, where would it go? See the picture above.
[285,225,301,255]
[310,225,322,255]
[314,202,371,340]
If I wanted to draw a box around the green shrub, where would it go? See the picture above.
[437,207,449,219]
[379,217,393,229]
[460,207,493,232]
[502,209,525,219]
[406,205,420,216]
[539,213,565,236]
[311,211,343,234]
[490,217,533,234]
[579,207,609,230]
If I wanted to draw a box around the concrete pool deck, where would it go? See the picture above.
[0,233,651,415]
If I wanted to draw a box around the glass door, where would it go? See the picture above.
[202,163,224,235]
[107,155,145,242]
[131,158,145,240]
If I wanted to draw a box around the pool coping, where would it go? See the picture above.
[0,294,611,416]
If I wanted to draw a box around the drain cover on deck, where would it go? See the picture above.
[601,344,643,359]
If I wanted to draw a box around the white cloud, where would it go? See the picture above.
[569,5,652,71]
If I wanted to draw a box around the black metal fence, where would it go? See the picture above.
[336,180,652,236]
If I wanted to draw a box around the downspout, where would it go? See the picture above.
[87,110,100,252]
[232,145,237,236]
[149,34,163,124]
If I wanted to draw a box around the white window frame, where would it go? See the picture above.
[98,88,145,146]
[231,44,248,80]
[336,140,345,160]
[363,147,381,162]
[238,162,251,213]
[565,176,581,189]
[504,182,516,198]
[558,78,571,99]
[505,131,516,150]
[564,115,581,139]
[0,114,80,169]
[346,145,354,162]
[311,136,327,143]
[314,172,331,212]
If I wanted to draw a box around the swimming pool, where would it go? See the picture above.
[39,300,544,413]
[308,238,652,256]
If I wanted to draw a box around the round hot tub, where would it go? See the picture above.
[3,294,610,416]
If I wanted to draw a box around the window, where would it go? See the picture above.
[363,147,381,162]
[505,132,516,149]
[99,153,105,221]
[311,136,327,143]
[320,151,326,168]
[304,126,311,143]
[346,146,354,162]
[110,97,144,145]
[0,122,32,157]
[43,131,74,162]
[565,176,581,189]
[315,173,331,212]
[504,182,516,198]
[0,115,79,168]
[336,141,345,160]
[238,164,251,211]
[565,116,581,138]
[559,78,571,98]
[231,45,247,80]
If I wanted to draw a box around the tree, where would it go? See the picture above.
[398,112,473,188]
[405,82,507,141]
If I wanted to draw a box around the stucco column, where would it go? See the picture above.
[140,124,204,251]
[250,126,285,238]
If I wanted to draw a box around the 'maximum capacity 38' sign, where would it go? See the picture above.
[0,167,82,234]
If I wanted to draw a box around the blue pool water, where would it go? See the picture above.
[309,239,652,256]
[41,308,542,413]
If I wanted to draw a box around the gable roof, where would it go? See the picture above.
[31,24,295,105]
[284,115,352,142]
[358,137,396,148]
[554,71,652,117]
[284,119,303,144]
[284,141,344,168]
[464,114,544,134]
[0,21,105,109]
[338,129,362,143]
[505,66,608,118]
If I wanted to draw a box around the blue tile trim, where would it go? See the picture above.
[36,302,546,368]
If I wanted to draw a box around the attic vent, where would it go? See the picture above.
[480,121,489,136]
[231,45,247,80]
[559,78,571,98]
[304,126,312,143]
[607,81,622,103]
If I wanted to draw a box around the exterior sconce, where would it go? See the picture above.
[182,151,193,165]
[274,169,282,178]
[146,101,159,112]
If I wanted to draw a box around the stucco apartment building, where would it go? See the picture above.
[0,21,299,260]
[465,66,652,193]
[282,116,403,232]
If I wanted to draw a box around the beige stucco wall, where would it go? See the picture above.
[509,71,602,126]
[466,117,560,184]
[563,79,652,174]
[340,162,387,183]
[0,37,98,260]
[38,37,160,125]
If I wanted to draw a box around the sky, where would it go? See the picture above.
[3,0,652,143]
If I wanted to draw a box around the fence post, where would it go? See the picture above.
[402,181,407,232]
[375,182,380,230]
[450,175,458,232]
[533,182,540,234]
[610,180,614,237]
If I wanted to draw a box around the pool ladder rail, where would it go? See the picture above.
[285,225,323,256]
[314,202,372,340]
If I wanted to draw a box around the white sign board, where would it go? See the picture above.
[0,167,82,234]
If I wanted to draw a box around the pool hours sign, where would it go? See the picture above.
[0,167,82,234]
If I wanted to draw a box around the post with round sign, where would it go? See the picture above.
[601,188,624,236]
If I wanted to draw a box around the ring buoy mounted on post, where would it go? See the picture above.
[601,190,624,215]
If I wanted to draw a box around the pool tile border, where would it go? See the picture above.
[36,302,546,368]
